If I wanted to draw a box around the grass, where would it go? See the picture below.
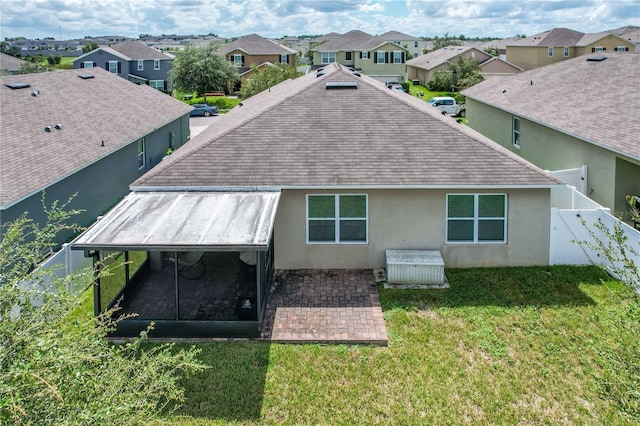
[175,92,242,113]
[142,265,639,425]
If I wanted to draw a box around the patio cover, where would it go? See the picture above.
[71,191,281,251]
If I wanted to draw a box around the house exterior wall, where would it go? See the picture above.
[506,46,572,70]
[273,188,551,270]
[227,50,296,67]
[355,45,407,82]
[465,98,640,214]
[74,50,130,78]
[576,36,635,55]
[0,116,190,247]
[479,59,521,76]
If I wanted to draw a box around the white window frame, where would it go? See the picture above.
[512,117,521,148]
[563,46,569,57]
[108,60,118,73]
[137,138,146,169]
[446,194,507,244]
[137,60,144,71]
[83,61,93,68]
[594,46,604,52]
[361,51,369,60]
[321,52,336,64]
[393,51,402,64]
[376,51,386,63]
[150,80,164,90]
[154,59,160,70]
[548,47,554,57]
[306,194,369,244]
[232,54,243,66]
[615,46,627,52]
[280,54,287,64]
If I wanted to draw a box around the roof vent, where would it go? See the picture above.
[44,126,52,132]
[316,71,326,78]
[54,124,62,130]
[78,74,95,79]
[326,81,358,90]
[5,82,30,90]
[586,55,607,62]
[31,90,39,97]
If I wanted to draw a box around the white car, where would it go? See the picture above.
[427,96,459,116]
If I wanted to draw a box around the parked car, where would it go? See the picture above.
[386,82,405,92]
[427,96,465,117]
[190,104,219,117]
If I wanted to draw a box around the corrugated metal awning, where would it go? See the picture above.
[71,191,280,251]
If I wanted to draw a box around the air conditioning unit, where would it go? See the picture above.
[385,249,447,289]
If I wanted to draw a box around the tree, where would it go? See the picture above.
[46,54,61,65]
[484,46,500,57]
[426,56,484,92]
[239,64,302,99]
[18,61,50,74]
[0,198,206,424]
[82,42,98,53]
[171,43,239,96]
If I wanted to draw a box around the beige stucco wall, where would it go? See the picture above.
[576,35,636,55]
[506,46,573,70]
[273,188,551,270]
[227,49,296,68]
[466,98,640,214]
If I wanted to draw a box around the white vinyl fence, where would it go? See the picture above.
[550,185,640,287]
[34,240,93,294]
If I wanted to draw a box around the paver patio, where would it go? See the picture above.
[260,270,388,345]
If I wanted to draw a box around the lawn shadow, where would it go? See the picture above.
[170,341,270,423]
[380,265,604,311]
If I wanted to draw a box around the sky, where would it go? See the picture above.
[1,0,638,41]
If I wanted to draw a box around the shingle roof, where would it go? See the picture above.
[220,34,296,55]
[508,28,585,47]
[133,64,558,190]
[312,30,374,52]
[462,52,640,160]
[0,68,192,207]
[110,40,174,60]
[406,46,489,70]
[0,52,27,72]
[377,31,420,41]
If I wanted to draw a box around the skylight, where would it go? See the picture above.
[586,55,607,62]
[78,74,95,79]
[325,81,358,90]
[4,82,30,89]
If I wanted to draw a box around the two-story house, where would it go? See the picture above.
[311,30,409,84]
[219,33,297,81]
[73,40,175,91]
[506,28,635,70]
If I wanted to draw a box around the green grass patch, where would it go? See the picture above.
[175,92,242,113]
[146,265,639,425]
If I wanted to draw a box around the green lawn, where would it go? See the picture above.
[145,265,638,425]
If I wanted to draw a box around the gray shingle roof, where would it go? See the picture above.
[110,40,174,60]
[508,28,585,47]
[407,46,489,70]
[377,31,420,42]
[0,52,27,72]
[220,34,296,55]
[0,68,192,207]
[133,64,558,190]
[462,52,640,160]
[312,30,374,52]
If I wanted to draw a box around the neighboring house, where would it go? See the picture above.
[219,33,297,78]
[0,68,192,249]
[462,52,640,216]
[72,63,560,338]
[311,30,409,83]
[506,27,635,70]
[0,52,27,75]
[406,46,522,85]
[72,40,175,91]
[376,30,424,58]
[482,37,526,59]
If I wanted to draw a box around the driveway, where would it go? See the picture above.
[190,115,217,138]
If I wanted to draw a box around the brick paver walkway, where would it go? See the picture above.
[260,270,388,345]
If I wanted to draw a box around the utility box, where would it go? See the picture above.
[385,249,447,289]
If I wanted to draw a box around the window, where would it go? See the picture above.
[512,117,521,147]
[307,194,368,243]
[137,138,145,169]
[563,47,569,57]
[376,51,386,63]
[414,41,418,48]
[150,80,164,90]
[108,60,118,73]
[361,51,369,60]
[345,51,352,61]
[446,194,507,243]
[393,51,402,63]
[280,54,287,64]
[321,52,336,64]
[615,46,628,52]
[137,60,144,71]
[154,59,160,70]
[232,54,243,66]
[548,47,554,57]
[593,46,605,52]
[83,61,93,68]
